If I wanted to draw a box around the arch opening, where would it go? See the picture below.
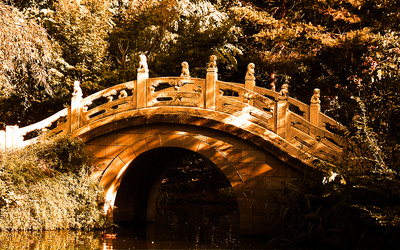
[113,147,239,232]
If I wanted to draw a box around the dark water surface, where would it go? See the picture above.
[0,203,270,249]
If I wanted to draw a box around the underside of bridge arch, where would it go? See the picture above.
[84,122,308,235]
[112,147,236,224]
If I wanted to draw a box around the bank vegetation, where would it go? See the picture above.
[0,136,106,231]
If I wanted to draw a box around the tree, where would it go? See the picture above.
[0,1,54,101]
[232,1,400,247]
[108,0,241,82]
[49,0,114,92]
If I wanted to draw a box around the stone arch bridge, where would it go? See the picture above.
[0,56,344,235]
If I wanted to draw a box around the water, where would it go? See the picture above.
[0,203,270,249]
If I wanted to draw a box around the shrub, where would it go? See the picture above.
[0,136,106,231]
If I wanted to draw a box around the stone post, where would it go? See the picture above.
[137,54,149,109]
[310,88,321,127]
[0,130,5,150]
[70,81,83,132]
[276,84,289,138]
[276,99,288,138]
[205,55,218,110]
[5,125,21,149]
[245,63,256,106]
[245,76,255,91]
[245,63,256,91]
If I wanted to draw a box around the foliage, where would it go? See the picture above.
[108,0,240,82]
[157,151,235,205]
[230,5,400,246]
[49,0,114,87]
[0,135,106,231]
[0,1,54,100]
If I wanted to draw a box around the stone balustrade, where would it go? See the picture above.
[0,55,343,157]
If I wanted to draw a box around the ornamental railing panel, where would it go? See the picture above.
[146,77,205,108]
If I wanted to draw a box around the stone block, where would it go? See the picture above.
[251,189,280,202]
[93,157,113,171]
[94,133,118,146]
[234,162,254,176]
[229,177,246,190]
[205,137,232,152]
[243,175,266,189]
[210,156,230,168]
[264,152,282,164]
[196,143,216,159]
[105,145,126,158]
[131,139,148,156]
[225,149,242,163]
[116,133,135,146]
[121,126,152,135]
[99,170,117,190]
[252,202,267,216]
[160,134,184,147]
[193,134,207,143]
[241,149,266,163]
[237,197,253,235]
[235,162,277,177]
[118,146,135,164]
[108,156,126,177]
[201,128,228,140]
[151,126,173,135]
[252,163,278,177]
[265,179,285,190]
[172,124,198,135]
[278,163,301,178]
[145,135,162,149]
[87,145,106,158]
[220,165,245,188]
[181,137,201,151]
[91,170,104,181]
[230,137,256,150]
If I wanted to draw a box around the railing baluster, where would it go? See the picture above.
[310,88,321,127]
[205,55,218,110]
[137,54,149,109]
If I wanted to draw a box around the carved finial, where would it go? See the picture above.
[138,54,148,71]
[103,89,117,102]
[246,63,255,77]
[208,55,217,71]
[119,90,128,99]
[72,80,82,98]
[278,84,289,100]
[181,61,190,77]
[311,88,321,104]
[270,72,276,91]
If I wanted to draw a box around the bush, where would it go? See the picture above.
[0,136,106,231]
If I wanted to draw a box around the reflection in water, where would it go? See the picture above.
[0,230,101,249]
[106,203,241,249]
[0,203,269,249]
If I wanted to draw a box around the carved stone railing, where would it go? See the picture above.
[147,77,205,108]
[80,81,136,125]
[0,55,344,158]
[0,108,68,149]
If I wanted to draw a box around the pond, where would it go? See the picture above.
[0,202,270,249]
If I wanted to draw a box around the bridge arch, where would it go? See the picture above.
[86,122,304,235]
